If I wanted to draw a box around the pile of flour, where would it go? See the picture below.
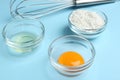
[69,9,106,32]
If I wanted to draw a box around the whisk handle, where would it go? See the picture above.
[75,0,116,6]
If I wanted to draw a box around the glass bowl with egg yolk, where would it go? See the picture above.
[48,35,95,77]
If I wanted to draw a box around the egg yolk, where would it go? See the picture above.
[58,51,85,66]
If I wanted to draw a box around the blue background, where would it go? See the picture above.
[0,0,120,80]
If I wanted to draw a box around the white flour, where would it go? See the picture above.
[69,9,106,32]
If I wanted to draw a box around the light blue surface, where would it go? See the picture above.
[0,0,120,80]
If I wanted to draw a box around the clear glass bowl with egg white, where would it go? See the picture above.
[68,9,107,39]
[2,18,45,56]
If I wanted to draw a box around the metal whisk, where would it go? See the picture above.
[10,0,118,18]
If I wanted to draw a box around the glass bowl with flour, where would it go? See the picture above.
[69,9,107,39]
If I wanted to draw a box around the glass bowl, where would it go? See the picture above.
[48,35,95,76]
[68,9,107,39]
[2,18,45,55]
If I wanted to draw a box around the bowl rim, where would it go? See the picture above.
[2,18,45,48]
[48,35,96,70]
[68,9,108,35]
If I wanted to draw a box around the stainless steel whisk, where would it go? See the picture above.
[10,0,118,18]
